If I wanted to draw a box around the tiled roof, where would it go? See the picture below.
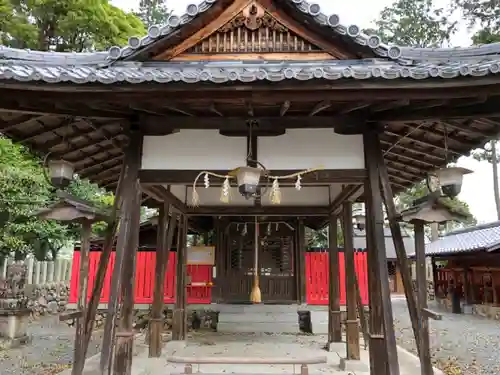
[353,226,415,259]
[3,0,500,68]
[1,58,500,84]
[422,221,500,256]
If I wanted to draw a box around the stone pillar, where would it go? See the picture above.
[0,263,31,349]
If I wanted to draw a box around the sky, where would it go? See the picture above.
[111,0,498,223]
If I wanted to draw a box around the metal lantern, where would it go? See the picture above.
[48,159,75,188]
[434,166,472,198]
[353,213,366,231]
[231,166,263,199]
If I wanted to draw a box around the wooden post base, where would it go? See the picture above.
[328,310,342,343]
[369,333,389,374]
[172,308,186,341]
[345,319,360,360]
[114,331,135,375]
[148,318,164,357]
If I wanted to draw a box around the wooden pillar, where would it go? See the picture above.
[149,205,178,357]
[415,221,433,375]
[113,180,141,375]
[100,129,142,375]
[173,215,188,341]
[72,219,92,375]
[342,202,360,360]
[81,164,125,363]
[296,219,307,304]
[463,267,472,305]
[328,214,342,344]
[363,129,400,375]
[376,131,423,357]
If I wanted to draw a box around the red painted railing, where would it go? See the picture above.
[69,250,368,305]
[305,252,369,305]
[69,250,212,304]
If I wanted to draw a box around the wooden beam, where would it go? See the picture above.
[309,101,331,116]
[187,205,330,216]
[297,219,307,304]
[209,103,224,117]
[329,184,362,214]
[377,133,424,358]
[280,101,291,116]
[17,116,73,143]
[149,203,177,357]
[172,215,188,340]
[371,100,409,112]
[113,179,141,375]
[141,185,187,214]
[100,129,142,375]
[139,169,367,185]
[342,202,360,360]
[72,220,92,375]
[415,221,433,375]
[80,164,124,364]
[363,128,400,375]
[328,214,342,345]
[139,114,367,133]
[0,114,37,132]
[385,129,462,156]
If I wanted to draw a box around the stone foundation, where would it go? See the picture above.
[472,304,500,320]
[0,308,32,349]
[65,307,219,332]
[24,283,69,317]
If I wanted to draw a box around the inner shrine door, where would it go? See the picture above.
[218,222,297,303]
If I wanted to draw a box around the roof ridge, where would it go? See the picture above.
[3,0,500,66]
[444,220,500,237]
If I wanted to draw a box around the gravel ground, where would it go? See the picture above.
[392,297,500,375]
[0,315,103,375]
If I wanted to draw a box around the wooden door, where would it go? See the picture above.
[219,223,296,303]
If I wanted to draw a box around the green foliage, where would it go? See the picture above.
[454,0,500,43]
[0,0,145,51]
[365,0,457,47]
[0,137,114,260]
[396,180,477,231]
[135,0,169,28]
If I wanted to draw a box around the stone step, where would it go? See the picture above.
[214,304,302,314]
[217,322,299,333]
[219,312,298,323]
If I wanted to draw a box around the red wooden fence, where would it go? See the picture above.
[69,251,212,304]
[69,250,368,305]
[305,252,369,305]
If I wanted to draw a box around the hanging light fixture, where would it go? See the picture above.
[189,122,323,206]
[352,212,366,231]
[426,124,472,199]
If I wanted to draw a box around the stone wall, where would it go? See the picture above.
[24,283,70,317]
[472,304,500,320]
[65,307,219,332]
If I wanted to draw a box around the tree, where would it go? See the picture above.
[364,0,457,47]
[396,180,477,234]
[136,0,169,28]
[0,0,145,51]
[0,137,114,261]
[454,0,500,43]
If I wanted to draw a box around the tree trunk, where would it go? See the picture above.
[491,140,500,220]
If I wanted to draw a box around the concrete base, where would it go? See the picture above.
[0,308,31,349]
[339,358,369,372]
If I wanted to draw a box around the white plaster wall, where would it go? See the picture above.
[142,130,246,170]
[261,186,330,206]
[186,186,254,206]
[258,129,364,170]
[168,184,187,203]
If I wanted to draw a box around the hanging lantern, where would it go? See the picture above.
[229,166,263,199]
[352,213,366,231]
[434,167,472,198]
[48,159,74,188]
